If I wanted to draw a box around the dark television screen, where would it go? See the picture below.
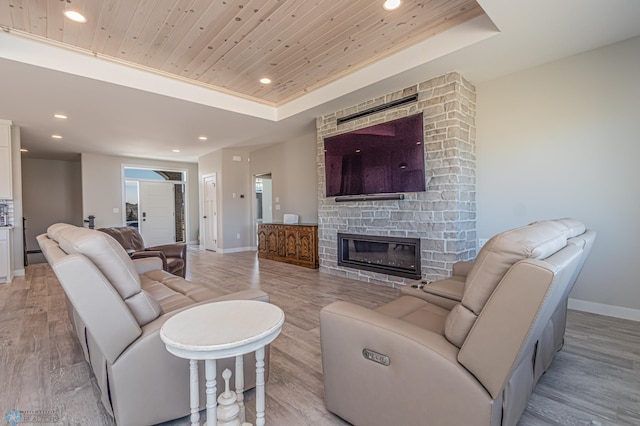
[324,113,425,197]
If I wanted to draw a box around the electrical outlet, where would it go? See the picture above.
[236,233,240,239]
[478,238,489,249]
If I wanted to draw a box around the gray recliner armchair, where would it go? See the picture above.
[320,219,594,426]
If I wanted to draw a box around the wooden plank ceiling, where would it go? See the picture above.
[0,0,484,105]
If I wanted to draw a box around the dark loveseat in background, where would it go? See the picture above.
[98,225,187,277]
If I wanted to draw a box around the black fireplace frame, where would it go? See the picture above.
[337,233,421,279]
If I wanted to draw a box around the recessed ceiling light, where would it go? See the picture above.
[198,136,208,141]
[383,0,401,11]
[51,134,63,139]
[259,78,272,85]
[54,114,68,119]
[20,148,28,153]
[63,10,87,23]
[172,149,181,153]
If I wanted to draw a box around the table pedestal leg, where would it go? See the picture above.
[189,359,200,426]
[235,355,245,423]
[205,359,217,426]
[255,347,266,426]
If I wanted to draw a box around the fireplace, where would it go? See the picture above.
[338,233,421,279]
[318,73,477,286]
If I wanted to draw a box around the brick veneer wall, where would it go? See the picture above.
[316,72,477,287]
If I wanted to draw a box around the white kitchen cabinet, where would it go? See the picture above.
[0,122,12,200]
[0,227,13,283]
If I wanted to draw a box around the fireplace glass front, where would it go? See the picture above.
[338,233,421,279]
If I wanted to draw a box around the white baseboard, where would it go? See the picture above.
[217,246,254,254]
[568,298,640,322]
[13,269,25,277]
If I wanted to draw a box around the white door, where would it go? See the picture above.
[139,181,175,246]
[203,175,218,251]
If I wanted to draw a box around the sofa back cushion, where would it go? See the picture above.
[47,223,75,241]
[444,221,568,348]
[57,226,142,298]
[532,218,586,239]
[53,225,163,326]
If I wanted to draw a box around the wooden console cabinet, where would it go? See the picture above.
[257,223,318,269]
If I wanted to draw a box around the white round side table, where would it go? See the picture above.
[160,300,285,426]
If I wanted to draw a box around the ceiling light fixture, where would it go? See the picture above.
[63,10,87,23]
[172,149,181,153]
[198,136,208,141]
[383,0,401,11]
[51,134,63,139]
[20,148,29,153]
[259,78,272,85]
[54,114,68,119]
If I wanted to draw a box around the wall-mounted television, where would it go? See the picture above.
[324,113,425,197]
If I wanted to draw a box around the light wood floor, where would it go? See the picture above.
[1,249,638,425]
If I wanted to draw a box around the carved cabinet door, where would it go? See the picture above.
[277,227,287,257]
[267,227,279,254]
[297,227,315,262]
[285,227,299,258]
[257,228,268,253]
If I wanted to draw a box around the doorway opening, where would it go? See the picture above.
[255,174,272,223]
[124,167,186,246]
[202,173,218,251]
[254,173,272,247]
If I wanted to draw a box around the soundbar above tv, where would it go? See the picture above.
[334,193,405,202]
[323,113,426,198]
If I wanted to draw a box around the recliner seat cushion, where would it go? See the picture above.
[140,270,223,313]
[375,296,449,334]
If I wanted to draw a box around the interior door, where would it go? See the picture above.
[203,175,218,251]
[139,181,175,246]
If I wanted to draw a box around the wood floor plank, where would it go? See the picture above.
[51,362,115,426]
[1,250,639,425]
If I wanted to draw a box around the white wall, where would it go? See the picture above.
[476,35,640,319]
[199,148,252,252]
[81,153,199,243]
[249,135,318,223]
[197,135,317,252]
[22,158,83,263]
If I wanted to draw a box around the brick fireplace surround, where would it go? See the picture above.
[316,71,477,287]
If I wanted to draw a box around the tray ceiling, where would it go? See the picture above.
[0,0,484,105]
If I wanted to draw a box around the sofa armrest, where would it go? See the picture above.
[399,278,464,309]
[320,301,494,426]
[131,250,168,271]
[133,256,163,275]
[147,243,187,260]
